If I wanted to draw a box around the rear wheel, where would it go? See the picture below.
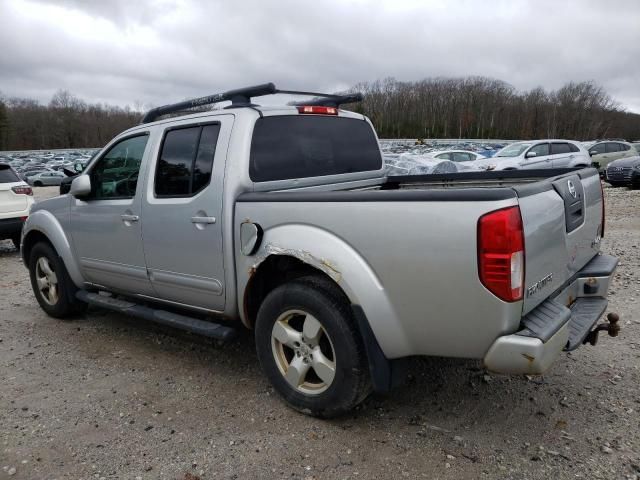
[255,276,371,417]
[28,242,86,318]
[34,181,43,187]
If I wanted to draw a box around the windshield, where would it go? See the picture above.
[495,143,532,158]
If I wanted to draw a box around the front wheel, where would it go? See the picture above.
[33,181,43,187]
[28,242,86,318]
[255,276,371,417]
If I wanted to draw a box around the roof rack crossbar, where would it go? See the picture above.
[140,83,363,124]
[140,82,277,123]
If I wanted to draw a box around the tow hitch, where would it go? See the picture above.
[584,313,620,346]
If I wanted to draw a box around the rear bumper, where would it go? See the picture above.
[0,217,25,238]
[484,253,618,375]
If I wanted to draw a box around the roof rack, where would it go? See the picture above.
[140,82,363,124]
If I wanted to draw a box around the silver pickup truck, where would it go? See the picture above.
[21,83,619,417]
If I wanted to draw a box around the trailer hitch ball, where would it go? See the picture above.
[585,312,620,346]
[606,313,620,337]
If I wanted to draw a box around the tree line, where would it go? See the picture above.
[0,90,142,151]
[350,77,640,141]
[1,77,639,151]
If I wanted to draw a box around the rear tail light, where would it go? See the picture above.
[296,106,338,115]
[11,185,33,196]
[599,179,605,238]
[477,206,525,302]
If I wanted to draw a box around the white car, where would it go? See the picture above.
[473,140,591,171]
[584,140,637,172]
[429,150,486,163]
[0,164,34,249]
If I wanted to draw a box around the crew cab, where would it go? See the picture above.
[21,83,619,417]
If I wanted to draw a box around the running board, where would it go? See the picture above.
[76,290,237,341]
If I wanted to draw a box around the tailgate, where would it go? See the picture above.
[517,169,603,314]
[0,184,28,214]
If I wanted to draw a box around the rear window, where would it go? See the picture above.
[606,142,621,153]
[249,116,382,182]
[0,165,20,183]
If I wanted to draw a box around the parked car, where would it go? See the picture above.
[473,140,590,170]
[604,155,640,188]
[385,153,477,175]
[586,141,636,172]
[0,163,34,249]
[430,150,486,162]
[20,169,52,181]
[22,83,617,417]
[27,171,67,186]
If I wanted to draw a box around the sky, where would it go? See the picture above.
[1,0,639,112]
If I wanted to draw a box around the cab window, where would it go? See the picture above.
[155,123,220,197]
[88,134,149,200]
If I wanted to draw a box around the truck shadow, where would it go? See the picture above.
[67,306,574,447]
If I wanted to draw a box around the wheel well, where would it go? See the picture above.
[22,231,53,264]
[243,255,345,329]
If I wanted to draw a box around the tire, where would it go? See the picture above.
[607,181,625,188]
[28,242,86,318]
[34,181,43,187]
[255,276,371,418]
[10,233,21,250]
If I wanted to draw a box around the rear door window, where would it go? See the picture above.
[249,116,382,182]
[155,123,221,197]
[452,152,473,162]
[606,142,621,153]
[551,143,572,154]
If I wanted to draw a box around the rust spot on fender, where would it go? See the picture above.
[251,244,342,283]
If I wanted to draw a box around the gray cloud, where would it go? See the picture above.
[1,0,639,112]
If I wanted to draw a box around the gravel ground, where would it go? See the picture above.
[1,185,639,480]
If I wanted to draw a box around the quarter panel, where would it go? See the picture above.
[235,198,522,359]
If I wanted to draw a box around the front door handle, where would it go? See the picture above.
[191,216,216,224]
[121,214,139,222]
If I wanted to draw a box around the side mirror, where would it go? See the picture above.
[525,151,537,158]
[69,175,91,198]
[589,150,597,157]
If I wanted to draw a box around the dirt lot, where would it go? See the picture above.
[1,185,640,480]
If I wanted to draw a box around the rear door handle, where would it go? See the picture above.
[121,214,139,222]
[191,216,216,224]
